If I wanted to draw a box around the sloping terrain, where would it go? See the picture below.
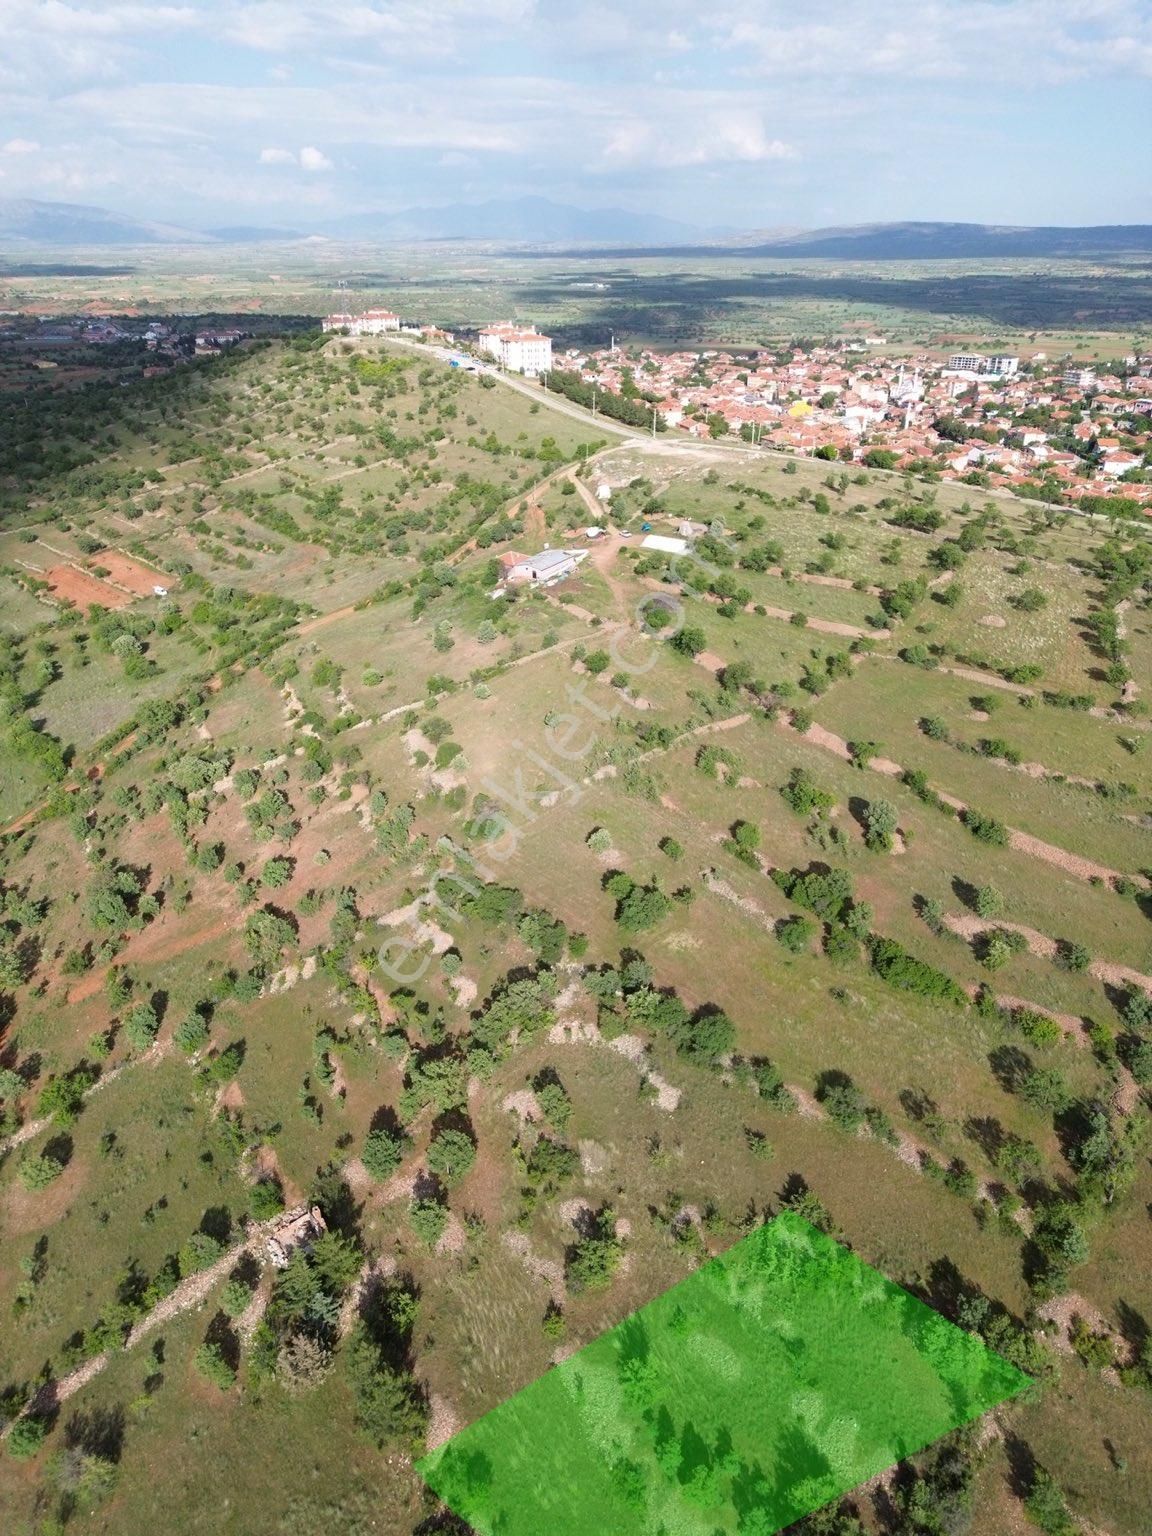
[0,336,1150,1535]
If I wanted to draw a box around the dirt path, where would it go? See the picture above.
[944,912,1152,996]
[7,1235,256,1432]
[786,714,1148,892]
[763,566,884,598]
[67,910,236,1005]
[0,1058,136,1157]
[703,868,777,934]
[749,603,888,640]
[299,603,357,636]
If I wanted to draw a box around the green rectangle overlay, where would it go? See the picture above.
[417,1212,1028,1535]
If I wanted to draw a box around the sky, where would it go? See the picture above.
[1,0,1150,231]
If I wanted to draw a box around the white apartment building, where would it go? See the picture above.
[321,309,401,335]
[478,322,553,375]
[946,354,1020,377]
[1064,366,1097,390]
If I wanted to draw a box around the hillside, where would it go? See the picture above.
[735,222,1152,260]
[0,335,1150,1535]
[0,198,205,247]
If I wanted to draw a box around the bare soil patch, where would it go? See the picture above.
[46,564,131,609]
[92,550,172,596]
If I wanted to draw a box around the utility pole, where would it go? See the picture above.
[652,405,658,438]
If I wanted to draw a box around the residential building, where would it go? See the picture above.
[321,309,400,335]
[946,354,1019,377]
[478,322,553,375]
[358,308,401,334]
[1064,366,1097,389]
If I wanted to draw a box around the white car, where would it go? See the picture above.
[618,529,632,538]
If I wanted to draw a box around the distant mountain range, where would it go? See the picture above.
[0,198,204,246]
[0,195,720,247]
[324,195,722,244]
[705,221,1152,259]
[2,197,1151,258]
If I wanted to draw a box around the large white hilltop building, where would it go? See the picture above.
[478,322,553,375]
[944,353,1020,378]
[321,308,401,336]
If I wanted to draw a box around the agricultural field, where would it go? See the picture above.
[3,243,1152,355]
[0,332,1151,1536]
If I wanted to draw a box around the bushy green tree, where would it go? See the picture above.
[427,1127,476,1186]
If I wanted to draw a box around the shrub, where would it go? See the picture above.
[1016,1009,1063,1048]
[37,1067,97,1127]
[780,766,835,817]
[586,827,612,854]
[179,1231,224,1276]
[567,1226,623,1294]
[221,1279,256,1319]
[409,1197,448,1248]
[963,808,1008,847]
[1069,1315,1116,1371]
[249,1178,285,1220]
[123,1002,160,1053]
[726,820,761,867]
[870,937,966,1005]
[974,884,1003,919]
[979,928,1028,972]
[824,927,859,965]
[583,649,610,675]
[861,799,898,853]
[427,1127,476,1186]
[614,879,672,933]
[817,1076,867,1132]
[174,1011,211,1055]
[776,916,814,955]
[1056,940,1091,973]
[362,1126,405,1181]
[18,1151,65,1190]
[659,836,683,860]
[194,1341,237,1391]
[1024,1468,1077,1536]
[6,1415,49,1460]
[752,1059,796,1112]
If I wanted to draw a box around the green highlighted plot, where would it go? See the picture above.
[417,1212,1028,1535]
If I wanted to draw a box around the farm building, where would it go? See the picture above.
[504,548,588,586]
[640,534,689,555]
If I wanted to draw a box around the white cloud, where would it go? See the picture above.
[603,115,796,168]
[709,0,1152,84]
[1,0,1147,225]
[217,0,535,56]
[258,144,334,171]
